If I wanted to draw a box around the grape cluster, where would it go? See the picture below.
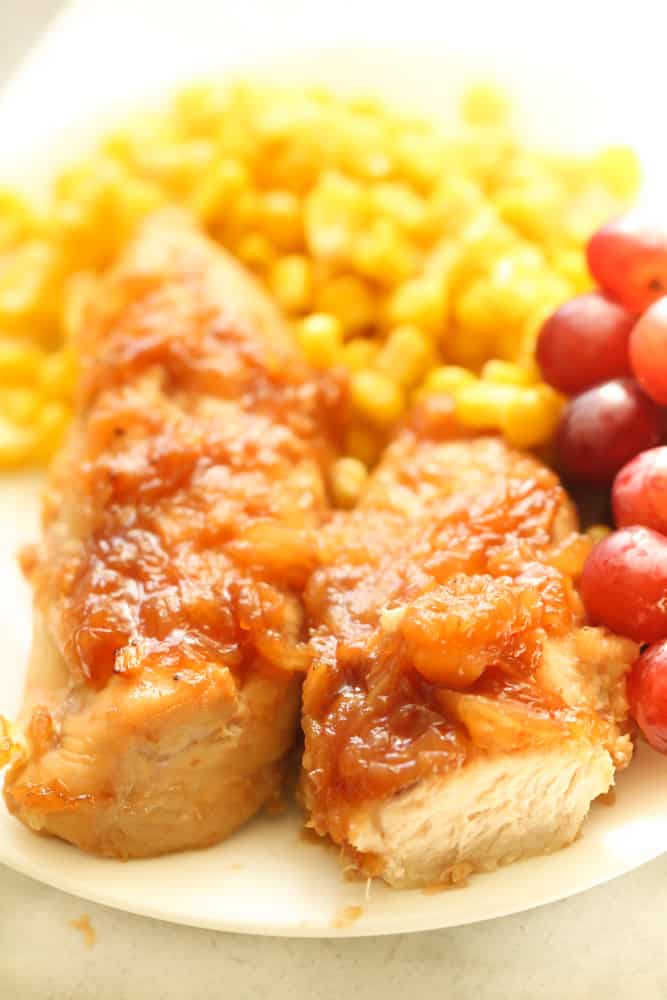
[537,215,667,752]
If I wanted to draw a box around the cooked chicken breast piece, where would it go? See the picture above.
[302,414,637,888]
[4,210,341,858]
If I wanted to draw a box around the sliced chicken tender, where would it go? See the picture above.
[302,426,637,887]
[4,210,341,858]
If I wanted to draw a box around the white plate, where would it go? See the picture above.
[2,0,667,937]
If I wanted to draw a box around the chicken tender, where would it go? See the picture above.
[302,413,637,887]
[4,210,342,858]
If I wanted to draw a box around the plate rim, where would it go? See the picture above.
[2,7,667,937]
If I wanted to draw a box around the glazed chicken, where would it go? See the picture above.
[3,210,341,857]
[2,210,637,884]
[302,409,638,887]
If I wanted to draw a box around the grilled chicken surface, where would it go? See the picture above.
[302,417,637,887]
[4,210,341,857]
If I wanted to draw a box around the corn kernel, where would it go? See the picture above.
[115,177,165,240]
[393,130,446,189]
[34,400,71,460]
[330,456,368,509]
[350,369,405,426]
[39,348,77,400]
[132,140,216,195]
[461,83,510,126]
[173,82,229,135]
[495,182,563,243]
[444,326,495,370]
[481,359,535,386]
[268,255,312,313]
[221,188,259,244]
[0,241,57,326]
[0,387,41,425]
[371,182,429,236]
[453,210,517,286]
[493,331,522,364]
[347,147,393,183]
[454,278,496,337]
[551,248,594,294]
[0,339,44,384]
[422,365,477,397]
[234,232,276,271]
[517,302,558,376]
[259,190,303,250]
[316,275,376,334]
[455,381,518,429]
[353,217,417,286]
[189,158,250,223]
[453,258,568,356]
[0,416,35,468]
[454,126,516,187]
[386,275,447,333]
[487,254,565,329]
[428,175,485,239]
[297,313,343,368]
[0,189,34,251]
[341,338,378,371]
[61,271,98,341]
[54,154,124,204]
[376,325,432,387]
[304,171,367,261]
[500,384,565,448]
[423,239,461,287]
[593,146,641,199]
[102,114,179,166]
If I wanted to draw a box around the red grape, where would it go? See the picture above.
[536,293,634,394]
[587,215,667,312]
[613,446,667,534]
[555,378,660,484]
[581,526,667,642]
[627,642,667,753]
[629,295,667,404]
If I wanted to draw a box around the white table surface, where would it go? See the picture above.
[1,4,667,997]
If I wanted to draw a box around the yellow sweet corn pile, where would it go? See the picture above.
[0,80,639,486]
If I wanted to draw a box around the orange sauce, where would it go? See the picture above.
[36,265,344,690]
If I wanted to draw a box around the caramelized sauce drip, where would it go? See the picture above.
[8,778,95,814]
